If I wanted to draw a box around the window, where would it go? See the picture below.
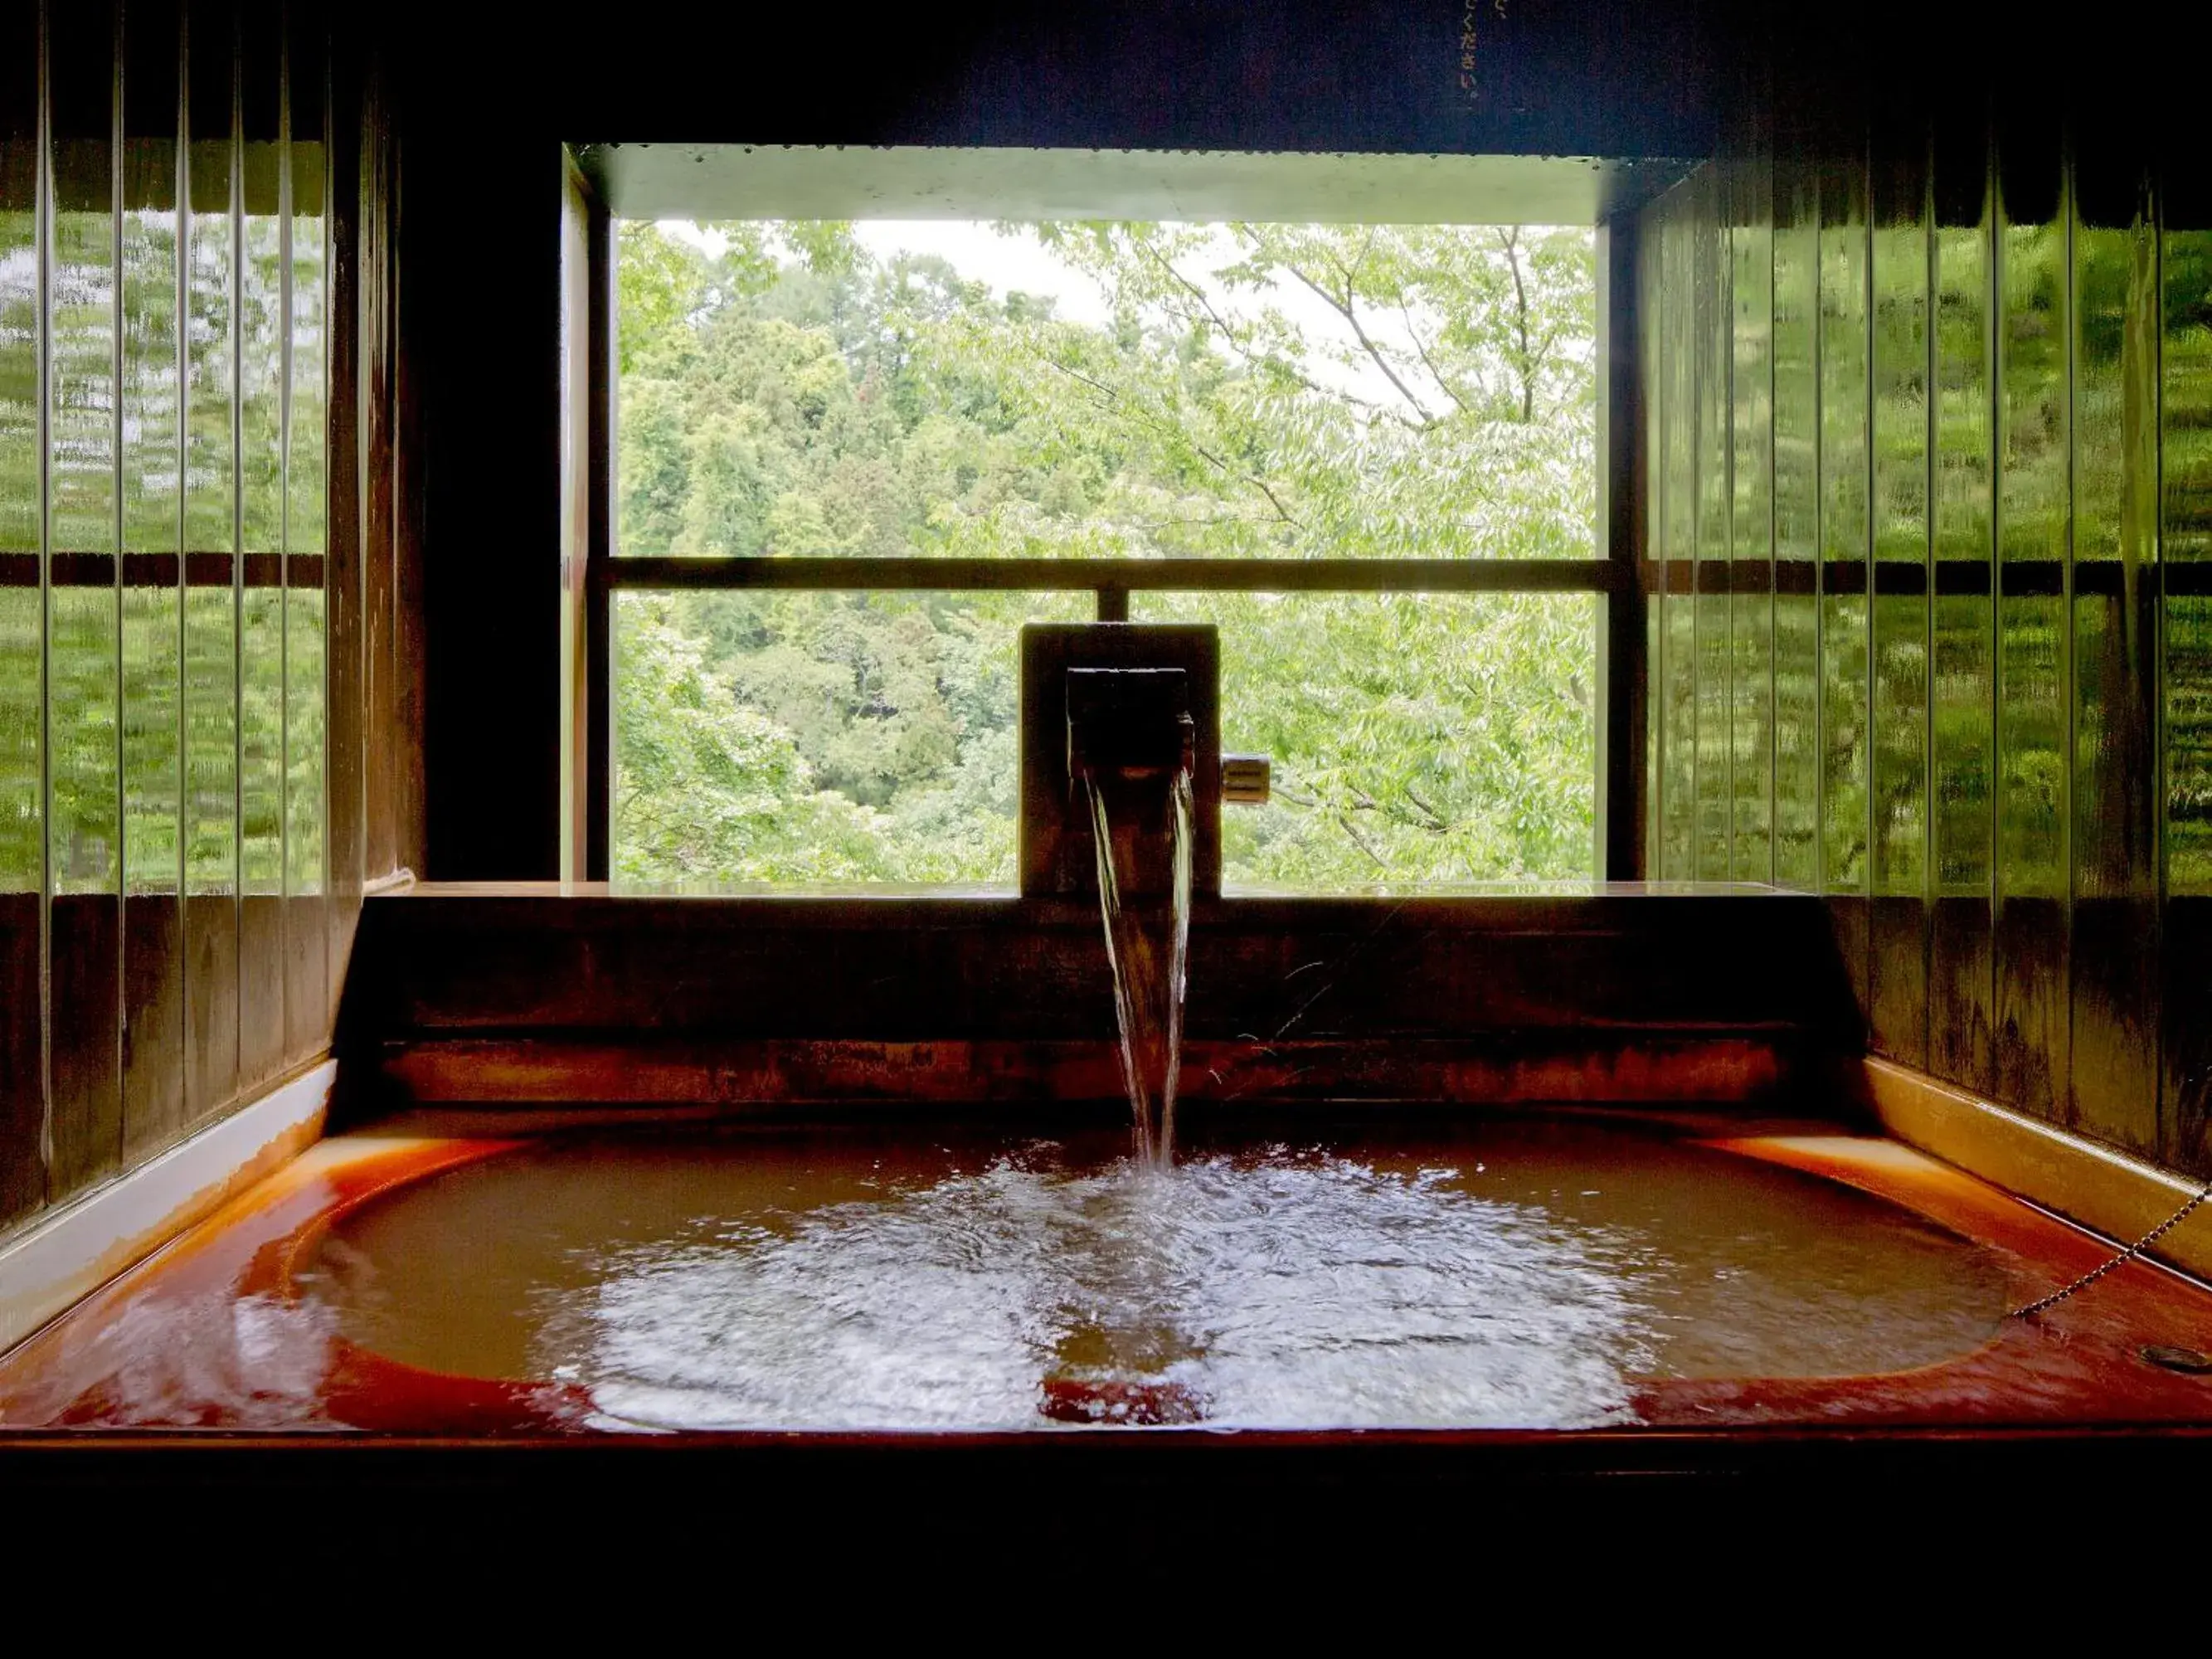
[577,151,1626,890]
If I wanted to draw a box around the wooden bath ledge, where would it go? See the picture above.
[341,882,1861,1112]
[1864,1057,2212,1287]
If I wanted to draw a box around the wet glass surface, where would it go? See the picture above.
[299,1122,2012,1432]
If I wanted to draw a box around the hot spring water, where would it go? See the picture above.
[1086,764,1196,1165]
[286,747,2010,1430]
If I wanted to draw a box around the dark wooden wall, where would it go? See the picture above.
[0,0,419,1243]
[1639,5,2212,1177]
[349,887,1855,1112]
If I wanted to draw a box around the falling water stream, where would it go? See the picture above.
[1086,766,1195,1165]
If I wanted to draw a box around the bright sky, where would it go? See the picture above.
[850,221,1115,325]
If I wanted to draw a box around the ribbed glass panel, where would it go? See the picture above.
[1871,169,1930,902]
[1818,162,1870,893]
[1772,163,1821,888]
[1728,161,1775,883]
[1694,187,1733,880]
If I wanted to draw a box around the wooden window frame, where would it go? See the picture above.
[562,185,1650,885]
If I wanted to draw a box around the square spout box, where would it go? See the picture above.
[1020,624,1222,898]
[1065,667,1194,779]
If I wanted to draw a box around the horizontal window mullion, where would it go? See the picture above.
[602,557,1626,595]
[7,552,326,589]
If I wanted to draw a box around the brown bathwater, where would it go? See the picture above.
[296,1121,2012,1431]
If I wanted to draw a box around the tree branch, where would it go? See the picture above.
[1137,232,1388,414]
[1401,784,1451,832]
[1282,261,1436,429]
[1397,299,1472,417]
[1496,226,1534,423]
[1040,352,1301,528]
[1335,810,1390,873]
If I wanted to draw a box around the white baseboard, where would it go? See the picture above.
[0,1061,334,1355]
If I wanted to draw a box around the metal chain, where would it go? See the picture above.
[2010,1179,2212,1321]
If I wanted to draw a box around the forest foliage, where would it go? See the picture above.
[615,216,1600,888]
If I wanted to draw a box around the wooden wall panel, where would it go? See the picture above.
[323,5,360,1030]
[1728,153,1775,885]
[1657,203,1695,875]
[1928,105,1996,1096]
[0,896,37,1222]
[391,119,424,877]
[1,2,396,1243]
[45,898,119,1197]
[44,0,123,1201]
[181,892,236,1128]
[1867,109,1932,1069]
[234,5,284,1096]
[358,48,393,883]
[118,0,187,1164]
[1693,173,1733,882]
[2069,134,2160,1158]
[120,889,185,1160]
[181,0,238,1128]
[1771,156,1821,890]
[1819,153,1873,1019]
[2161,159,2212,1173]
[0,2,43,1228]
[283,17,328,1063]
[1643,17,2212,1180]
[1991,102,2069,1124]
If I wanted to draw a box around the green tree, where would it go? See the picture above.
[614,219,1598,888]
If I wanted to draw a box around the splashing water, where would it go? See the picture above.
[1087,767,1194,1164]
[543,1148,1657,1431]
